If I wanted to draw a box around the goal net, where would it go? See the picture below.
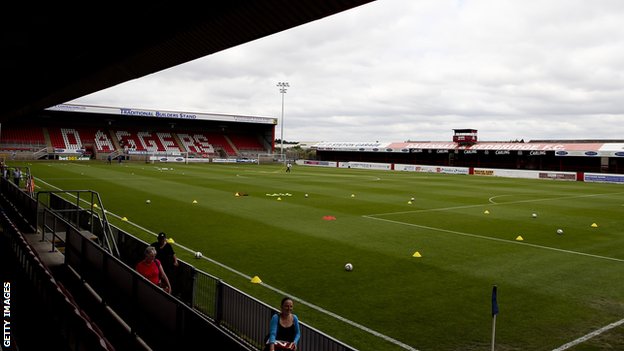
[257,153,286,165]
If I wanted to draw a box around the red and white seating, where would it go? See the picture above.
[227,133,265,151]
[114,130,181,153]
[177,133,216,154]
[48,127,115,153]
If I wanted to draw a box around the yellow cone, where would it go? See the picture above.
[122,217,128,221]
[192,200,198,204]
[351,194,355,198]
[277,197,282,201]
[408,201,413,205]
[515,235,524,241]
[235,192,240,197]
[591,223,598,228]
[166,238,175,244]
[412,251,422,258]
[92,203,98,208]
[484,210,490,214]
[250,276,262,284]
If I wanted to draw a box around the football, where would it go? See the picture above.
[344,263,353,271]
[195,251,203,259]
[556,229,563,235]
[146,199,151,204]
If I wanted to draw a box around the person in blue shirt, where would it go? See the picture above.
[266,297,300,350]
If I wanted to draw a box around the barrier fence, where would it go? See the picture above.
[1,177,358,351]
[0,207,114,351]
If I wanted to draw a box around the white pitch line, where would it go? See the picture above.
[34,177,419,351]
[488,194,511,204]
[551,317,624,351]
[362,215,624,263]
[366,191,624,217]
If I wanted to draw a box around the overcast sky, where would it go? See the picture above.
[71,0,624,143]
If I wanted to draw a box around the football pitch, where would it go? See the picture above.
[21,161,624,350]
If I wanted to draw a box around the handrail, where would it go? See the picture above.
[36,190,119,257]
[5,180,358,351]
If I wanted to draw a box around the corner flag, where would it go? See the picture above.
[492,285,499,316]
[491,285,499,351]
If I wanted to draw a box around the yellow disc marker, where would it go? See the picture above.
[412,251,422,258]
[591,223,598,228]
[484,210,490,214]
[122,217,128,221]
[515,235,524,241]
[192,200,198,204]
[167,238,175,244]
[250,276,262,284]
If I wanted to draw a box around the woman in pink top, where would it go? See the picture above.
[136,246,171,294]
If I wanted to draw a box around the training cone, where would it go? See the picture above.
[412,251,422,258]
[192,200,198,204]
[122,217,128,221]
[277,197,282,201]
[235,192,240,197]
[591,223,598,228]
[166,238,175,244]
[408,201,413,205]
[92,203,98,208]
[484,210,490,214]
[515,235,524,241]
[351,194,355,198]
[250,276,262,284]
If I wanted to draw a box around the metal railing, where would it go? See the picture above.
[0,208,114,351]
[3,179,359,351]
[36,190,119,257]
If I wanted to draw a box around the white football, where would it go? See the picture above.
[195,251,203,259]
[344,263,353,271]
[146,200,151,204]
[532,213,537,218]
[556,229,563,235]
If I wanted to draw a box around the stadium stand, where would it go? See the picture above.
[48,127,84,150]
[227,133,266,153]
[203,132,237,156]
[110,129,182,154]
[0,126,46,151]
[93,129,116,152]
[177,132,217,155]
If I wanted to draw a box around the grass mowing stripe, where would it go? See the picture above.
[35,176,419,351]
[26,162,624,349]
[362,215,624,263]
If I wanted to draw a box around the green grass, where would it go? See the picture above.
[17,160,624,350]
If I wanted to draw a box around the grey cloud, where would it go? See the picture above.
[72,0,624,142]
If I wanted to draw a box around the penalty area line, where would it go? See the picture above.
[34,177,419,351]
